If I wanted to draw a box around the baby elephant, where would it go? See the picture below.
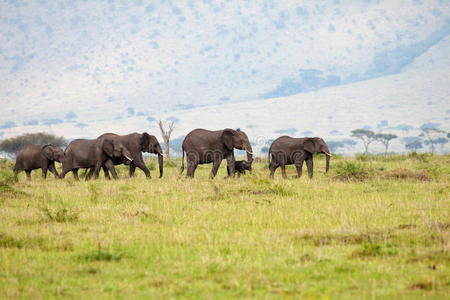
[14,144,64,180]
[227,160,252,177]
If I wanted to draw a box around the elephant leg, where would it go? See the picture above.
[25,170,32,181]
[42,165,48,179]
[134,160,151,178]
[280,163,287,179]
[84,168,93,181]
[295,160,304,178]
[102,166,111,180]
[269,162,279,178]
[59,165,70,179]
[269,154,280,178]
[226,154,235,178]
[210,159,221,179]
[306,157,314,179]
[48,163,59,178]
[73,169,80,180]
[129,163,136,177]
[187,163,197,178]
[104,160,119,179]
[186,155,197,178]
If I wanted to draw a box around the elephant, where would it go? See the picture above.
[226,160,252,177]
[60,137,133,180]
[181,128,253,178]
[14,144,64,180]
[95,132,163,178]
[268,136,330,179]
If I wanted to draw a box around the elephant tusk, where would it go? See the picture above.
[324,152,331,156]
[246,150,254,155]
[125,155,133,161]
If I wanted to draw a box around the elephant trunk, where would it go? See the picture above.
[325,152,330,173]
[157,152,163,178]
[245,144,253,164]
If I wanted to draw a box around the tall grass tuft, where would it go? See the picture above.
[333,160,371,181]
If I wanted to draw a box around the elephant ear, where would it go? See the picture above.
[304,138,316,154]
[221,129,234,151]
[102,139,114,157]
[141,132,151,151]
[42,145,54,160]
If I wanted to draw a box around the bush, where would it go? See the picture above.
[355,154,369,161]
[41,207,79,223]
[334,160,371,181]
[0,163,21,197]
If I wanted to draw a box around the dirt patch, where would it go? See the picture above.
[383,169,431,181]
[293,231,396,246]
[429,222,450,230]
[396,224,417,230]
[410,281,433,290]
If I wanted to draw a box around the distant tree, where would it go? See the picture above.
[420,127,445,154]
[405,140,423,152]
[375,133,398,156]
[431,137,448,153]
[0,132,67,158]
[351,129,376,154]
[158,120,175,158]
[420,122,440,129]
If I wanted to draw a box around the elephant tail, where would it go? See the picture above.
[180,147,185,174]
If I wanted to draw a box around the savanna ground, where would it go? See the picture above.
[0,153,449,299]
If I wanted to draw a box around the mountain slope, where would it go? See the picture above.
[2,34,448,154]
[1,0,449,128]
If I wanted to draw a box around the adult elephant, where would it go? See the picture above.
[60,137,133,180]
[96,132,163,178]
[269,136,330,179]
[181,128,253,178]
[14,144,64,180]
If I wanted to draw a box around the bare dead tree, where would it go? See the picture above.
[158,120,174,158]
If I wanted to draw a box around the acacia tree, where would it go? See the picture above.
[431,137,448,153]
[0,132,67,158]
[158,120,175,158]
[375,133,398,156]
[419,127,445,154]
[405,140,423,152]
[350,129,376,154]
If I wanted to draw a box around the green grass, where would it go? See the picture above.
[0,155,449,299]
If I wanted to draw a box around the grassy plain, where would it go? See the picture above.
[0,154,449,299]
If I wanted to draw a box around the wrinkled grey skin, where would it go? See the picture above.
[181,128,253,178]
[60,137,133,180]
[14,144,64,180]
[227,160,252,177]
[269,136,331,179]
[95,132,163,179]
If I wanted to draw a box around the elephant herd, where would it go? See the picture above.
[13,128,331,181]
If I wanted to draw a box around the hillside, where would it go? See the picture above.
[2,34,449,155]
